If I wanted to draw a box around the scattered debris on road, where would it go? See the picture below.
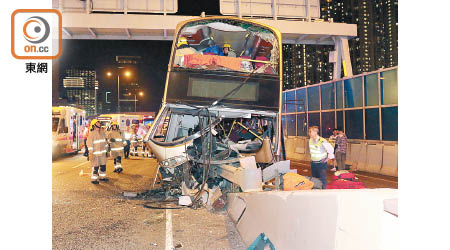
[123,192,138,198]
[178,196,192,206]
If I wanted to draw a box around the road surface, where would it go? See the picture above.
[52,153,245,250]
[53,153,397,249]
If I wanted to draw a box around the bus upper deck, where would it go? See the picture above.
[164,17,282,112]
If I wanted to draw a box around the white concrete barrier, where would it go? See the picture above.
[380,144,398,177]
[228,189,398,250]
[285,137,398,177]
[366,144,383,174]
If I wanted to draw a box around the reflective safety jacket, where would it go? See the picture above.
[86,129,108,165]
[129,128,138,145]
[309,137,329,162]
[107,130,124,157]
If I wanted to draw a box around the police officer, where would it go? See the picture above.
[308,126,335,189]
[107,122,125,173]
[86,119,108,184]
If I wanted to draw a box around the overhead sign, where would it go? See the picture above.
[220,0,320,19]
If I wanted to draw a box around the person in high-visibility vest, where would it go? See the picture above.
[308,126,335,189]
[86,119,108,184]
[107,122,125,173]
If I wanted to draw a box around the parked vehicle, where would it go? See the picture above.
[52,106,86,157]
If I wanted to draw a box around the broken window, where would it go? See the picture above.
[172,19,279,75]
[153,109,172,142]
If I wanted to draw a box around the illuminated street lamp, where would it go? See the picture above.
[106,69,131,113]
[134,91,144,112]
[126,91,144,112]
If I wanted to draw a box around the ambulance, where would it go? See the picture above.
[52,106,86,157]
[97,114,142,132]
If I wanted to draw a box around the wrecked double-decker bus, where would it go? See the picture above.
[144,17,283,205]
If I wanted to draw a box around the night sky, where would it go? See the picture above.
[58,39,173,112]
[56,0,221,112]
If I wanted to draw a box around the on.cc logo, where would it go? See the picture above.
[23,16,50,44]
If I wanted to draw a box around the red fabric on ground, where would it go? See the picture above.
[326,180,366,189]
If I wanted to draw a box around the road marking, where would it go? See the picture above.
[165,209,174,250]
[72,161,89,169]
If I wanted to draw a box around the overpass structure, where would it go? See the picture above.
[54,0,357,78]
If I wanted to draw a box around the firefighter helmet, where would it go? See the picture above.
[90,119,100,130]
[177,37,188,48]
[111,121,119,129]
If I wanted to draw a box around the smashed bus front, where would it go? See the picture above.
[145,17,284,200]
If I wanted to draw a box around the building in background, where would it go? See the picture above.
[108,56,142,113]
[282,0,398,90]
[282,44,334,90]
[97,56,143,114]
[62,68,98,116]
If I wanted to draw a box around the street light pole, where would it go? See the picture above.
[108,69,129,113]
[117,74,120,113]
[134,94,137,112]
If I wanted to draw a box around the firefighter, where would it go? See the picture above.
[130,124,139,156]
[144,123,153,158]
[123,125,131,159]
[136,124,150,157]
[86,119,108,184]
[107,122,125,173]
[222,43,236,57]
[174,37,199,66]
